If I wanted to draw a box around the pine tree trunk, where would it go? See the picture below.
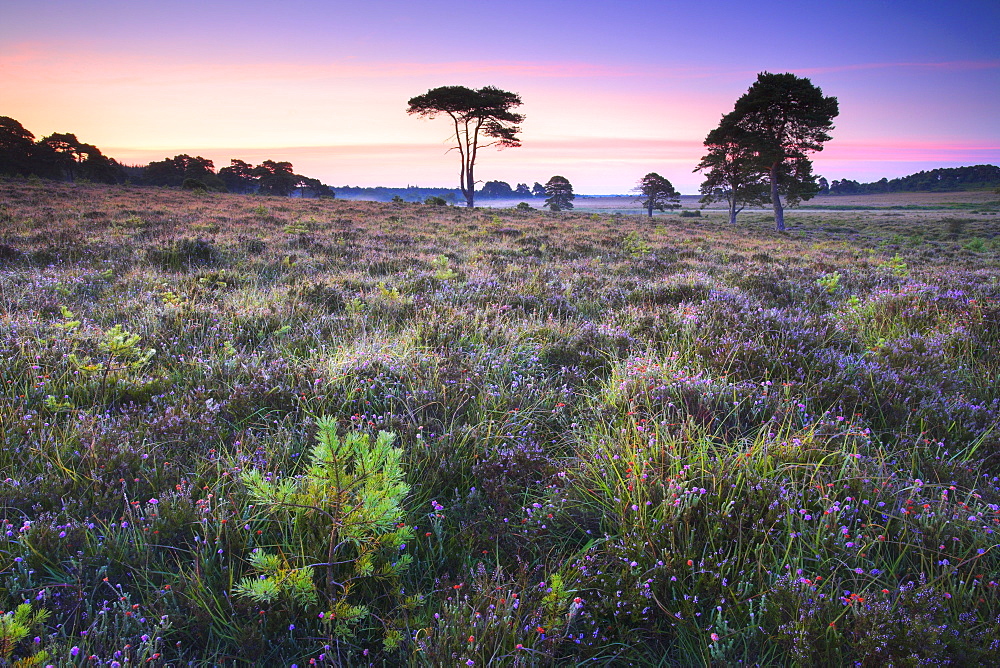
[465,165,475,207]
[771,163,785,231]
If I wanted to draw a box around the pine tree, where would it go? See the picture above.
[543,175,575,211]
[635,172,681,218]
[237,418,413,643]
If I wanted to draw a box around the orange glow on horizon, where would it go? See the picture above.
[3,37,997,194]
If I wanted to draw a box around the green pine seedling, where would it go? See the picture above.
[238,418,413,639]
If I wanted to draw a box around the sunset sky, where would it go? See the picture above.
[3,0,998,194]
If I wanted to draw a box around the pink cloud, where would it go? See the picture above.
[0,42,640,82]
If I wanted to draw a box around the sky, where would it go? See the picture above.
[2,0,999,194]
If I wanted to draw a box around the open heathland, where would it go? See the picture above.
[1,180,1000,665]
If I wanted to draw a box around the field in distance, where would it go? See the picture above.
[479,189,1000,214]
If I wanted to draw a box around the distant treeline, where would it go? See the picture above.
[0,116,126,184]
[0,115,551,202]
[335,181,549,202]
[0,116,335,198]
[827,165,1000,195]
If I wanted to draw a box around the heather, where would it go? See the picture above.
[1,180,999,666]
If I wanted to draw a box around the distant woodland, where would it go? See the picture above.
[827,164,1000,194]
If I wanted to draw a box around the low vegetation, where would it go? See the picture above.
[1,179,999,665]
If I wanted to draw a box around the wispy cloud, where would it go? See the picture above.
[5,37,999,88]
[0,43,638,82]
[790,60,1000,76]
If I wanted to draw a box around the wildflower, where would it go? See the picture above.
[710,632,720,642]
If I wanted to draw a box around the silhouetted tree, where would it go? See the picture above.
[531,182,546,197]
[219,159,258,193]
[298,177,335,198]
[407,86,524,208]
[479,180,514,198]
[544,176,574,211]
[635,172,680,218]
[34,133,124,183]
[79,151,125,184]
[144,154,224,190]
[514,182,531,197]
[696,116,770,224]
[0,117,36,177]
[718,72,838,230]
[36,133,88,181]
[829,178,861,195]
[255,160,299,196]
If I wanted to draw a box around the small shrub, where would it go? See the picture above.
[815,270,841,294]
[238,420,413,645]
[621,231,651,257]
[963,237,987,252]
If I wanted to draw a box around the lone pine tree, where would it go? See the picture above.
[407,86,524,208]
